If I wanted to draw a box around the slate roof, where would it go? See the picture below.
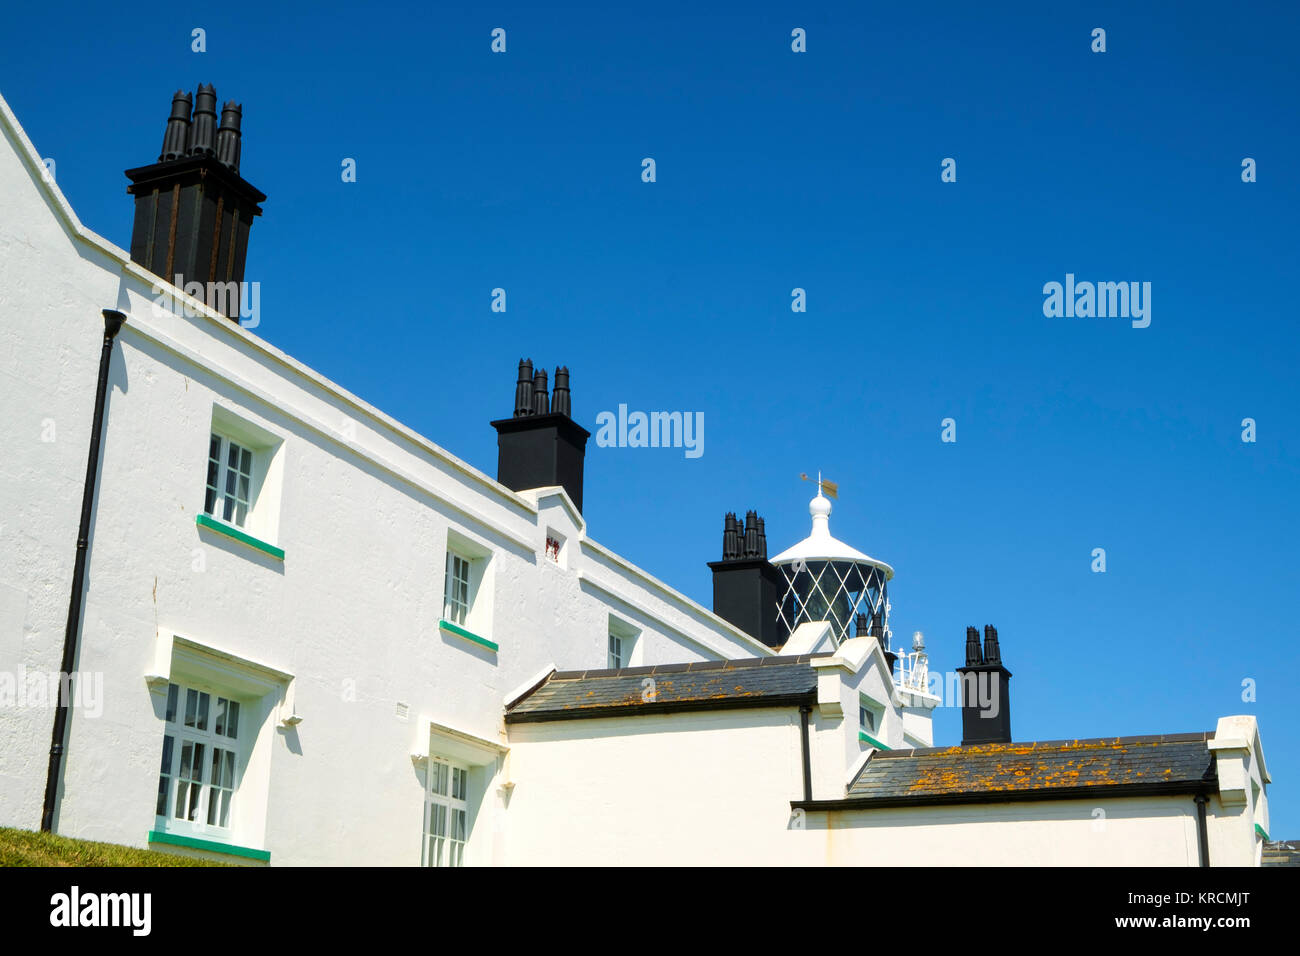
[1263,841,1300,867]
[826,733,1218,807]
[505,654,827,723]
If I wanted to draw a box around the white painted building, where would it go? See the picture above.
[0,87,1272,866]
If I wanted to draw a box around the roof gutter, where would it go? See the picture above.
[791,779,1216,813]
[40,309,125,832]
[506,691,817,724]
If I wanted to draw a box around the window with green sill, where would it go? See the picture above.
[155,682,244,840]
[859,693,885,737]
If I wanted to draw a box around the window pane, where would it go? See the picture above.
[155,774,170,817]
[223,466,239,521]
[184,689,198,728]
[205,436,221,515]
[155,734,174,817]
[431,762,448,796]
[214,698,227,737]
[165,684,179,723]
[452,767,466,800]
[175,741,205,821]
[207,748,235,827]
[215,789,231,828]
[196,692,209,731]
[225,700,240,739]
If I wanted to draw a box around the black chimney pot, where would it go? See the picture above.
[188,84,218,158]
[531,369,550,416]
[722,513,741,560]
[983,624,1001,665]
[743,511,759,558]
[513,359,535,417]
[552,367,571,417]
[215,101,242,172]
[159,91,192,162]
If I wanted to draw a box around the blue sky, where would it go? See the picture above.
[3,1,1297,830]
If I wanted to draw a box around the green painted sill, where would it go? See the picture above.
[148,829,270,862]
[439,619,498,653]
[1255,823,1270,841]
[196,513,284,561]
[859,731,891,751]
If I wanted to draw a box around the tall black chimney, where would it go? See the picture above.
[492,361,589,513]
[956,624,1013,745]
[125,85,265,321]
[708,511,786,648]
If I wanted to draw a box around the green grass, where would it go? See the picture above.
[0,827,226,867]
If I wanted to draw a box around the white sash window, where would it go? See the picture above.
[422,757,470,866]
[155,682,244,836]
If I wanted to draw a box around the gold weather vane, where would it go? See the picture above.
[800,471,838,499]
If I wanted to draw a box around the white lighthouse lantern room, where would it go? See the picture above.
[769,480,894,648]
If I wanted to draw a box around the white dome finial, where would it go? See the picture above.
[807,469,832,534]
[809,492,831,519]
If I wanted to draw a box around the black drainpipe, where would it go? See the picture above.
[1193,794,1211,867]
[798,704,813,802]
[40,309,125,832]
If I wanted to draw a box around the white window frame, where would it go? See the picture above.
[859,692,884,737]
[443,551,472,626]
[441,530,495,640]
[205,432,256,529]
[200,406,287,548]
[422,756,471,867]
[606,616,641,669]
[156,680,246,838]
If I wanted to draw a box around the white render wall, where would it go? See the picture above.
[0,91,775,865]
[504,708,817,866]
[807,797,1203,866]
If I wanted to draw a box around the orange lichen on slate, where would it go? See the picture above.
[899,739,1184,794]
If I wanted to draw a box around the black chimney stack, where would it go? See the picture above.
[956,624,1013,746]
[125,85,265,322]
[492,361,589,513]
[708,510,786,648]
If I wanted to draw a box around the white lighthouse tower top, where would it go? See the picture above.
[769,486,894,579]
